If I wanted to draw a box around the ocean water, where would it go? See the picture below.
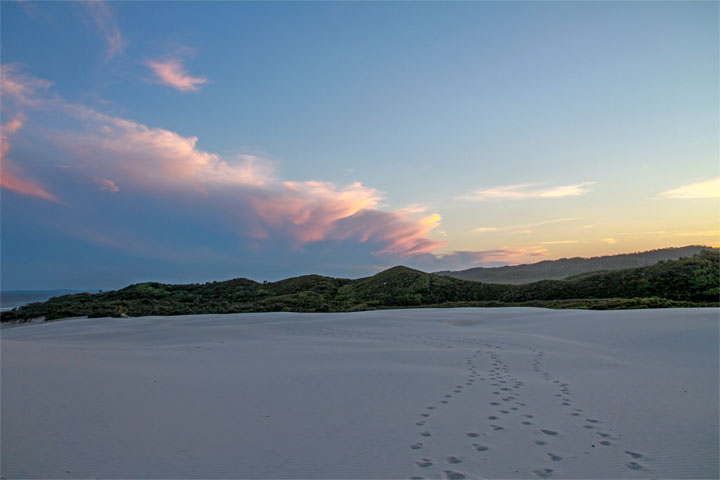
[0,290,88,311]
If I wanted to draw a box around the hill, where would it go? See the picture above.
[2,249,717,323]
[435,245,716,284]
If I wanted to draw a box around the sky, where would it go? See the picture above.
[1,0,718,290]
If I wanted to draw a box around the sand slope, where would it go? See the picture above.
[2,308,718,479]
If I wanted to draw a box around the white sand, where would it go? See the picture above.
[2,308,718,479]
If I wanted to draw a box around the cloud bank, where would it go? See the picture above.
[2,65,447,260]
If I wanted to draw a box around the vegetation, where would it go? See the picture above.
[2,250,718,323]
[436,245,716,284]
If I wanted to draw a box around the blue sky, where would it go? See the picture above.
[1,1,718,290]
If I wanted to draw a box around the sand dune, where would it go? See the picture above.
[2,308,718,479]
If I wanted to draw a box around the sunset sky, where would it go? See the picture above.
[2,1,718,290]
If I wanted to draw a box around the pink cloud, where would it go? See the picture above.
[330,210,446,257]
[250,181,381,244]
[0,162,61,203]
[0,113,61,203]
[145,59,207,92]
[95,177,119,192]
[378,213,445,256]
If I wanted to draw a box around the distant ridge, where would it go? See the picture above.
[435,246,716,284]
[1,249,717,322]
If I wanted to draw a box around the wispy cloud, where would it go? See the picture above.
[461,182,595,201]
[674,230,720,237]
[473,217,580,234]
[0,64,52,106]
[396,204,428,215]
[602,238,617,244]
[84,0,125,60]
[145,59,207,92]
[541,240,579,245]
[411,246,550,270]
[658,177,720,199]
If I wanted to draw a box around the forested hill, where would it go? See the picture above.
[435,245,716,284]
[2,250,717,323]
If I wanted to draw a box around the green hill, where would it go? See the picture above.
[435,245,716,284]
[2,250,718,323]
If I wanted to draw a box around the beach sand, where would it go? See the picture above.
[2,308,718,479]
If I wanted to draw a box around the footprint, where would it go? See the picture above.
[445,456,463,464]
[532,468,554,478]
[534,440,546,445]
[466,432,479,438]
[599,441,611,446]
[540,429,559,436]
[442,471,466,480]
[416,458,433,468]
[586,419,601,423]
[411,443,423,450]
[626,462,643,470]
[488,416,498,420]
[416,421,426,426]
[421,413,430,418]
[625,451,643,459]
[472,444,489,452]
[491,425,504,431]
[546,453,562,461]
[521,421,533,425]
[421,431,431,437]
